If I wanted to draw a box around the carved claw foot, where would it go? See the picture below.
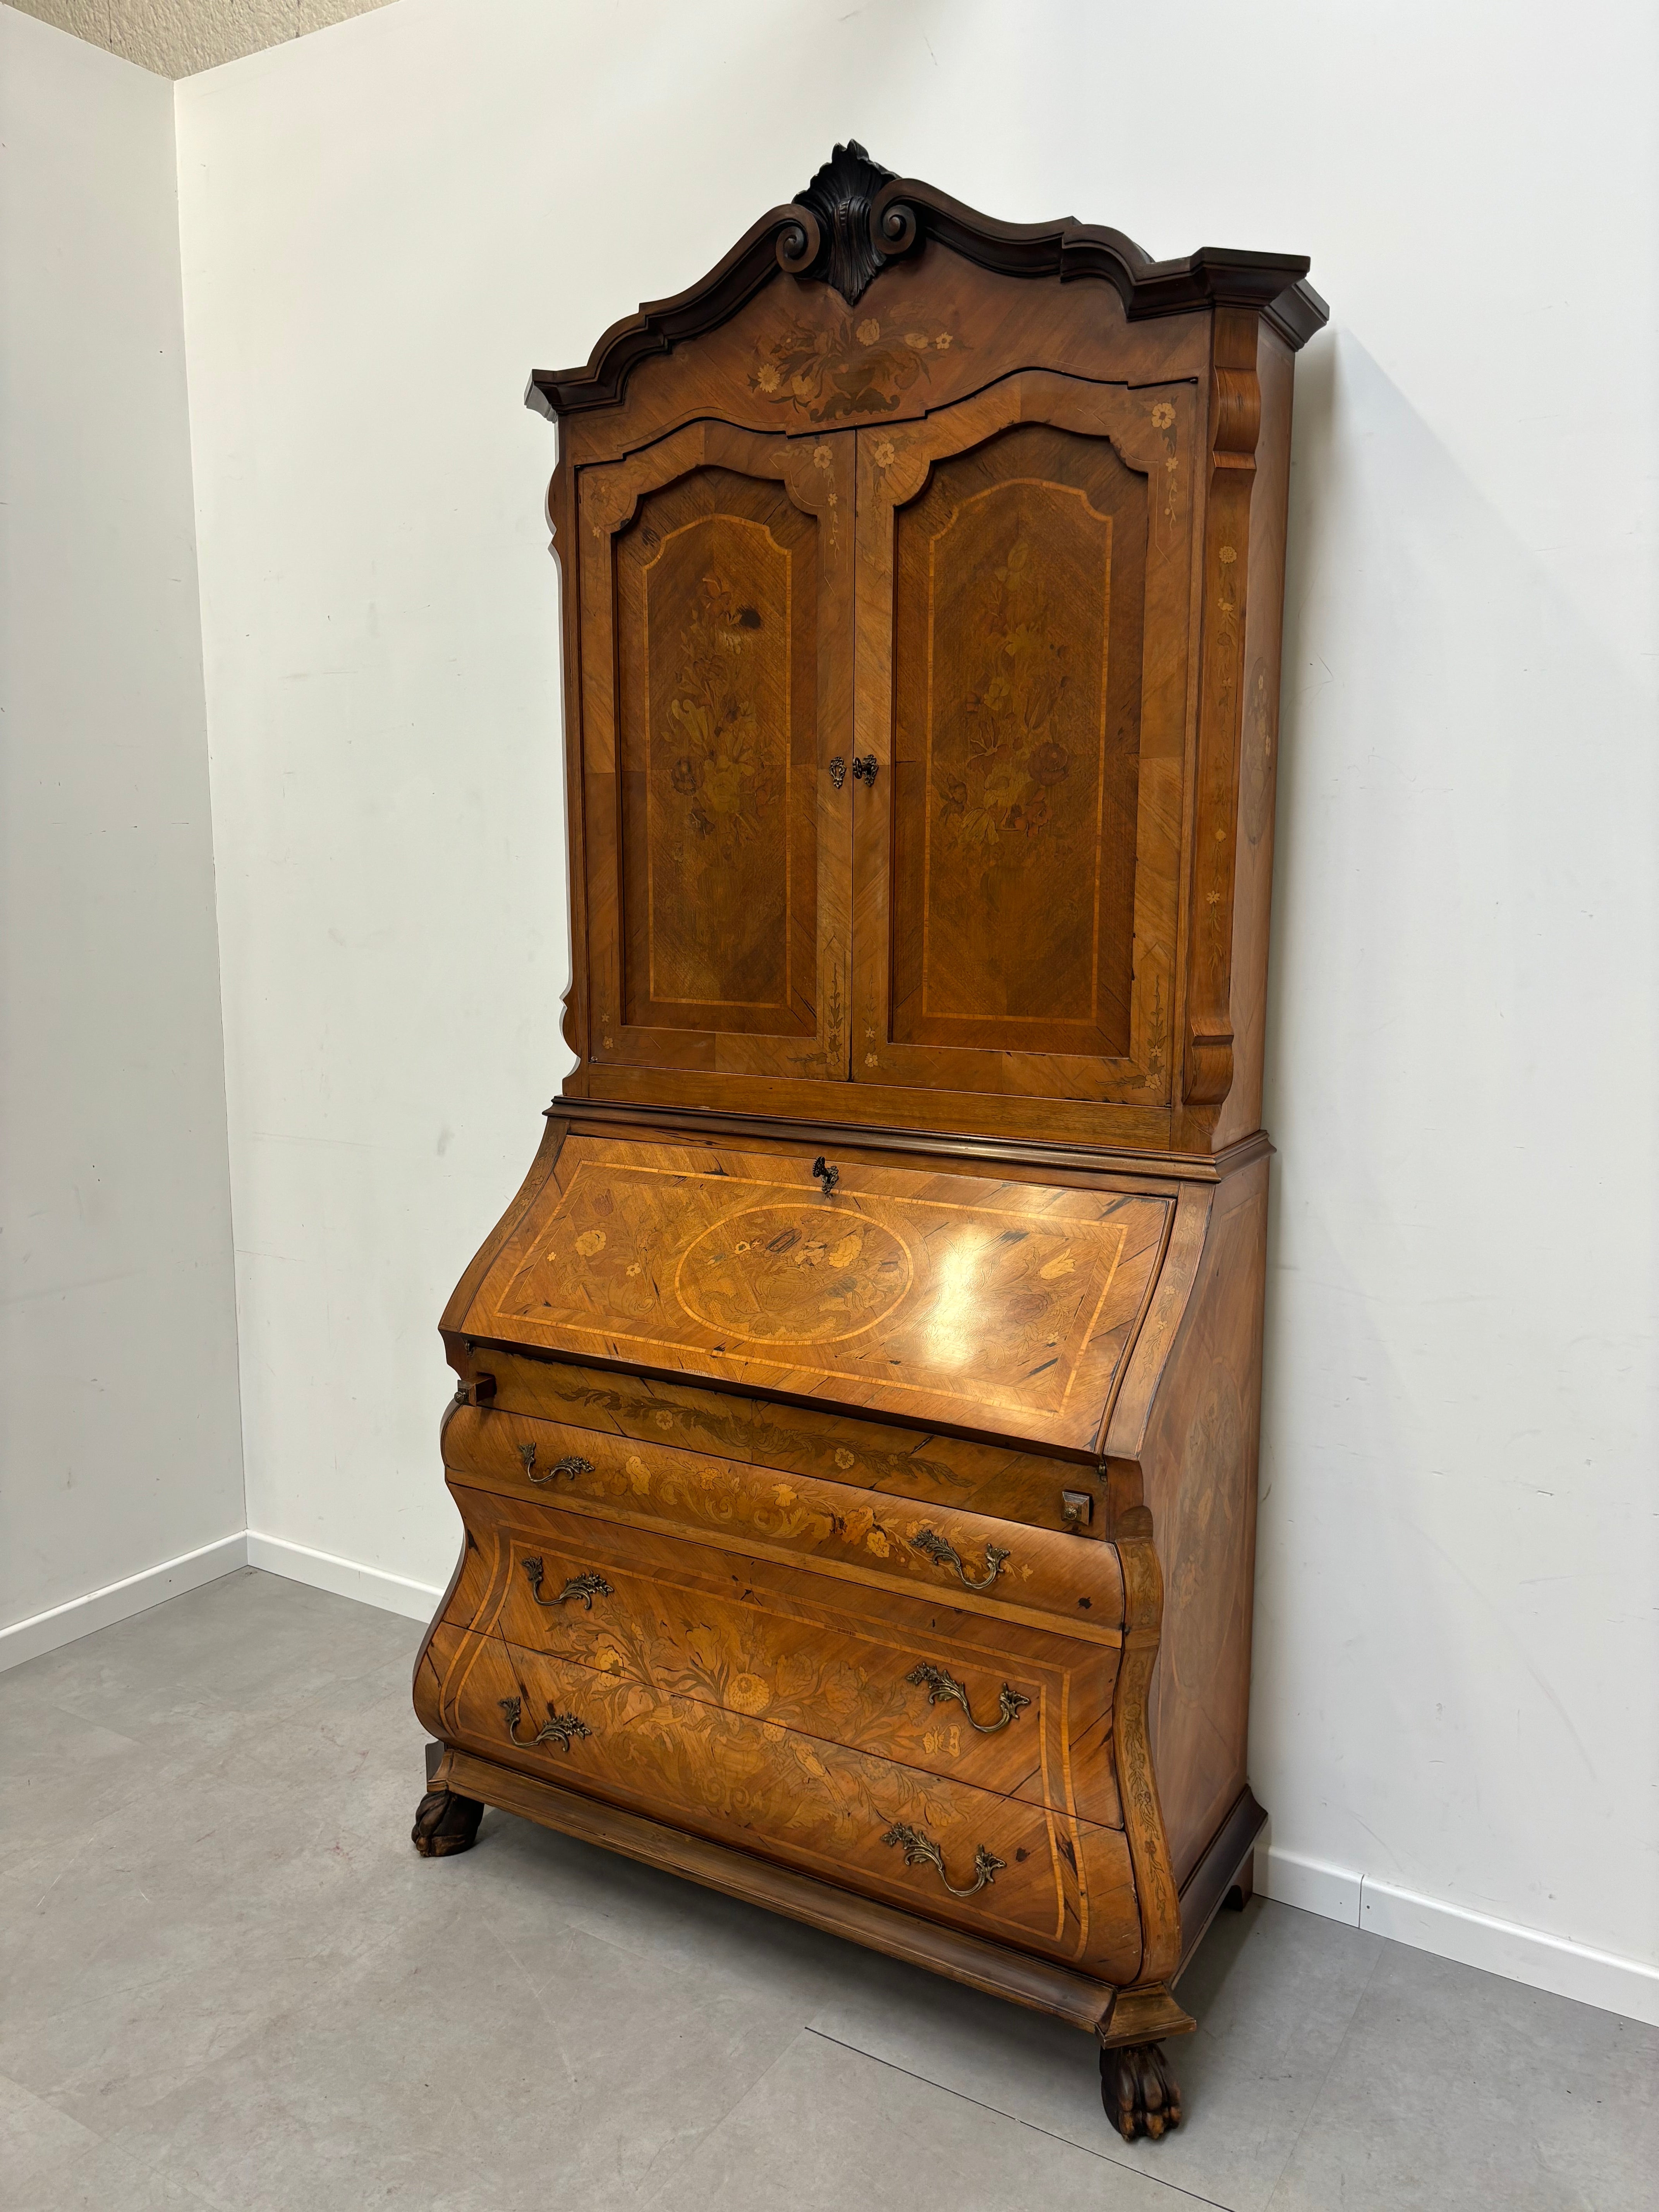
[1100,2040,1183,2142]
[411,1786,484,1857]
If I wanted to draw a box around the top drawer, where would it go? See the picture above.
[443,1402,1125,1648]
[470,1351,1108,1540]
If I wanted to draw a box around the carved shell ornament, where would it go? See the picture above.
[775,139,916,304]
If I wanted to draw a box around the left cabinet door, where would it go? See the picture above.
[576,422,854,1081]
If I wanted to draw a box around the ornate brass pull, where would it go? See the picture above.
[881,1821,1004,1898]
[905,1661,1029,1734]
[828,756,847,789]
[910,1528,1011,1592]
[526,1452,593,1485]
[812,1155,839,1195]
[522,1558,613,1611]
[499,1695,592,1752]
[851,753,879,785]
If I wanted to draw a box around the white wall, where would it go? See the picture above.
[0,10,244,1644]
[173,0,1658,1996]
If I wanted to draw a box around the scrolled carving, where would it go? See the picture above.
[790,139,896,305]
[775,206,821,277]
[876,198,918,257]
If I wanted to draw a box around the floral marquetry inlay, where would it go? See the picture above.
[748,312,965,423]
[471,1137,1174,1452]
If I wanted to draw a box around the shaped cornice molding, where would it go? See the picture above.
[526,146,1329,421]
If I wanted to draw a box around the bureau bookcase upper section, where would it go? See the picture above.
[528,144,1326,1158]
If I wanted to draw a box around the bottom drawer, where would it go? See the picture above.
[418,1620,1142,1984]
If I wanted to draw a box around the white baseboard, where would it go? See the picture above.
[0,1532,248,1672]
[246,1530,443,1623]
[1360,1876,1659,2028]
[1253,1843,1363,1925]
[1257,1841,1659,2029]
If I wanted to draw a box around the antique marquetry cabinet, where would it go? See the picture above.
[411,144,1325,2142]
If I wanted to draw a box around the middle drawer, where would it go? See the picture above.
[444,1479,1123,1829]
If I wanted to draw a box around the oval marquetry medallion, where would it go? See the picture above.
[675,1205,914,1345]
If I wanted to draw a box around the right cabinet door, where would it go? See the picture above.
[850,372,1194,1106]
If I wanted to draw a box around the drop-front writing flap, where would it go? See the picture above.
[458,1137,1173,1455]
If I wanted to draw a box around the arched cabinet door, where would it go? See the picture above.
[850,371,1195,1106]
[576,422,855,1081]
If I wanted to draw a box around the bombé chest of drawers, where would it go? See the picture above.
[411,142,1325,2144]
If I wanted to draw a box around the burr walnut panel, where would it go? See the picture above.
[615,467,817,1036]
[577,420,855,1085]
[440,1484,1123,1825]
[850,371,1194,1113]
[417,1618,1143,1980]
[890,421,1146,1061]
[461,1136,1173,1452]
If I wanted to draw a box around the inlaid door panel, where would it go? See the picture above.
[851,371,1195,1103]
[419,1619,1143,1978]
[579,421,854,1079]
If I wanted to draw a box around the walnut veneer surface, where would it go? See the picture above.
[415,140,1323,2145]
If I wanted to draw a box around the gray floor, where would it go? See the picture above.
[2,1572,1653,2211]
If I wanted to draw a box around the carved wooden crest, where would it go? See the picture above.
[527,149,1327,418]
[781,139,895,305]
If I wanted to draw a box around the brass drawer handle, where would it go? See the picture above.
[520,1443,594,1484]
[499,1695,592,1752]
[522,1558,613,1611]
[881,1821,1004,1899]
[910,1528,1011,1592]
[905,1661,1029,1734]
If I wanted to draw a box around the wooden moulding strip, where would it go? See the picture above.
[442,1746,1121,2033]
[548,1093,1274,1185]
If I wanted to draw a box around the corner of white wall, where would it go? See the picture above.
[0,6,247,1663]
